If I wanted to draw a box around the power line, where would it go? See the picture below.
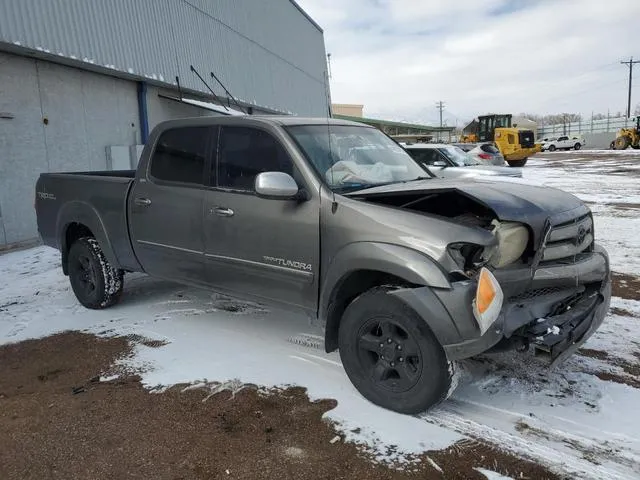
[621,56,640,117]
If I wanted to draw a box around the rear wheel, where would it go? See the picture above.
[507,158,527,167]
[68,237,124,309]
[574,143,581,150]
[548,145,557,152]
[615,136,630,150]
[338,287,453,414]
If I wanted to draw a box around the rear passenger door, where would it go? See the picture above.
[203,126,320,311]
[129,126,214,284]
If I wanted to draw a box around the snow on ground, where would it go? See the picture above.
[2,151,640,479]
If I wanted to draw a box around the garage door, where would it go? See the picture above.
[0,52,48,246]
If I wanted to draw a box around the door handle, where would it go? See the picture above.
[134,197,152,207]
[212,206,234,217]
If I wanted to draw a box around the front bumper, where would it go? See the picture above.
[415,245,611,363]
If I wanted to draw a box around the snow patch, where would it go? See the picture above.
[475,468,514,480]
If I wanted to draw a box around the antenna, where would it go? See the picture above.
[189,65,229,111]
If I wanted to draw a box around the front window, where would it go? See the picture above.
[286,125,426,192]
[440,146,481,166]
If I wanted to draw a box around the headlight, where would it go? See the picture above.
[488,221,529,268]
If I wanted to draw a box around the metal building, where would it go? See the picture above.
[0,0,329,247]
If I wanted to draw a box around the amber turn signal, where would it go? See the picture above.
[476,268,497,314]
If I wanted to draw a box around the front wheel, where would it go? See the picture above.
[548,145,557,152]
[68,237,124,309]
[338,287,453,414]
[507,158,528,167]
[615,136,630,150]
[574,143,581,150]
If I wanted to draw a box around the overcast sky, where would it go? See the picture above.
[297,0,640,126]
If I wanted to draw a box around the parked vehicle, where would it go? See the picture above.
[466,143,506,166]
[36,116,611,414]
[451,142,476,152]
[403,143,519,178]
[541,135,585,151]
[460,114,540,167]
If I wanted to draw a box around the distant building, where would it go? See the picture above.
[332,103,364,117]
[331,104,453,140]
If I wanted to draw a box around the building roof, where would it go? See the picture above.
[333,114,454,132]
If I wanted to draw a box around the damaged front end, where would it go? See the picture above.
[478,207,611,366]
[350,185,611,366]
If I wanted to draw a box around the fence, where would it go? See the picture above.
[537,116,633,138]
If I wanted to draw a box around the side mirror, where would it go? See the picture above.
[433,161,446,167]
[255,172,299,200]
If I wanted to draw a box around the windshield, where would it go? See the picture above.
[440,146,481,166]
[286,125,427,192]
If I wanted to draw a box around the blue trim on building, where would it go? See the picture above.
[137,81,149,144]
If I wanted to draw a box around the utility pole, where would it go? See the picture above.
[436,101,445,141]
[326,53,332,79]
[621,56,640,118]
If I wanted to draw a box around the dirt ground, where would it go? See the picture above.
[611,271,640,302]
[0,332,560,480]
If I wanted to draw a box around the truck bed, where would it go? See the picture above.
[35,170,140,272]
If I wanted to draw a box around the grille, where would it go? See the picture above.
[509,286,563,302]
[541,213,593,263]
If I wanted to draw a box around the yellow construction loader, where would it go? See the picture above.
[614,116,640,150]
[464,114,541,167]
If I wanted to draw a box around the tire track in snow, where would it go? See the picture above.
[421,404,633,480]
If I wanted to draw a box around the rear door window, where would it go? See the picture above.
[480,144,500,154]
[406,148,442,166]
[150,127,211,185]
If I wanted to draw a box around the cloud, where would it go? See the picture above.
[296,0,640,125]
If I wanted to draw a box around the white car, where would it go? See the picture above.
[402,143,522,179]
[540,135,585,151]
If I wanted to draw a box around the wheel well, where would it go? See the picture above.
[62,222,94,275]
[324,270,413,353]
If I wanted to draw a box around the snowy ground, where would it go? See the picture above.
[2,150,640,479]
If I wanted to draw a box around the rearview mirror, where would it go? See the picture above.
[255,172,299,200]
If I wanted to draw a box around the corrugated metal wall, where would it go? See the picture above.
[0,51,140,244]
[0,0,329,116]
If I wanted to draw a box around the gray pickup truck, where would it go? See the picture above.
[35,116,611,414]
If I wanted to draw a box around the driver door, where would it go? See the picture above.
[203,125,320,311]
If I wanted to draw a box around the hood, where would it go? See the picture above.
[346,177,587,244]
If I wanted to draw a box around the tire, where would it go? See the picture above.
[548,145,556,152]
[610,141,615,150]
[68,237,124,309]
[338,287,453,414]
[615,136,630,150]
[507,158,527,167]
[574,143,581,150]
